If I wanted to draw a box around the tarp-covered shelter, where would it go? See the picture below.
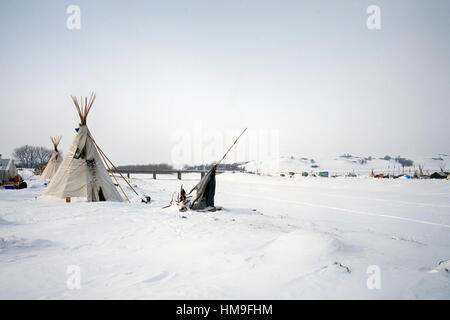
[169,128,247,212]
[430,172,448,179]
[0,155,17,184]
[187,167,216,210]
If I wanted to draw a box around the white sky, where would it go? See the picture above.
[0,0,449,165]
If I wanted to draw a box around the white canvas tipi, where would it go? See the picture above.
[43,93,123,202]
[40,136,63,180]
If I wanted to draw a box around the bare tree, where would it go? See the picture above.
[13,145,53,168]
[13,145,32,168]
[34,146,52,167]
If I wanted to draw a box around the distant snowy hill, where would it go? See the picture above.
[241,154,449,175]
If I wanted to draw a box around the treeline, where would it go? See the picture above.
[183,162,246,171]
[117,163,174,171]
[380,155,413,167]
[13,145,54,168]
[339,154,414,167]
[116,162,247,172]
[394,156,414,167]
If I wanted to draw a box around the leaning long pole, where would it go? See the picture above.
[90,136,141,198]
[213,128,247,170]
[88,133,138,200]
[97,147,140,196]
[97,145,130,203]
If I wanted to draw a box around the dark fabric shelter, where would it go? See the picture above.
[169,128,247,211]
[188,167,216,210]
[430,172,448,179]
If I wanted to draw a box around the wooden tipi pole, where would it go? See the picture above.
[213,128,247,170]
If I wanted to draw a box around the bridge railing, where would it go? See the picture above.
[111,169,225,180]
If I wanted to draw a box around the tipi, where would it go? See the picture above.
[43,93,123,202]
[40,136,63,180]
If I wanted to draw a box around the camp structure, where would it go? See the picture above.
[43,93,123,202]
[169,128,247,211]
[318,171,329,177]
[40,136,63,180]
[187,166,217,210]
[0,154,18,184]
[429,171,449,179]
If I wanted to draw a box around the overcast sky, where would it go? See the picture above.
[0,0,449,165]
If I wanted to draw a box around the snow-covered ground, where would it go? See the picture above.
[0,169,449,299]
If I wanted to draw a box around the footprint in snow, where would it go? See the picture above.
[143,271,169,283]
[319,262,351,274]
[0,217,15,226]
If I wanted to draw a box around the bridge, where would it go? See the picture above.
[112,169,226,180]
